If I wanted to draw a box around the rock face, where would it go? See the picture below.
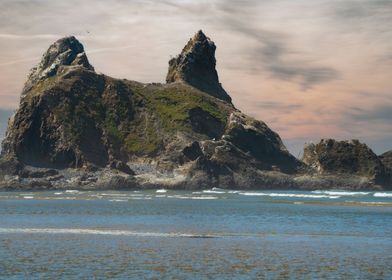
[380,151,392,186]
[303,139,389,186]
[380,151,392,171]
[22,36,94,94]
[166,30,232,103]
[0,31,391,191]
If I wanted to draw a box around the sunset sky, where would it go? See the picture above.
[0,0,391,156]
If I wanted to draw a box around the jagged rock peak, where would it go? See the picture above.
[23,36,94,94]
[166,30,232,103]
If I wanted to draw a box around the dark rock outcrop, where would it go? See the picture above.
[166,30,232,103]
[303,139,389,186]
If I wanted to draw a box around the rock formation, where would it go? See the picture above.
[166,30,232,103]
[0,31,391,191]
[0,31,305,190]
[303,139,390,186]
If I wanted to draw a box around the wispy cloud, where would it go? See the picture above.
[0,56,40,66]
[214,1,341,89]
[331,0,392,32]
[349,104,392,122]
[255,101,303,113]
[0,33,60,39]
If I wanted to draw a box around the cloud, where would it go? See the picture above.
[0,56,40,67]
[332,0,392,30]
[349,104,392,122]
[0,33,60,39]
[213,1,341,88]
[264,63,339,89]
[255,101,303,113]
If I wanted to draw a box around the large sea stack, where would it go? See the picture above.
[0,31,391,191]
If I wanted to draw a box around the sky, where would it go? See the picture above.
[0,0,391,156]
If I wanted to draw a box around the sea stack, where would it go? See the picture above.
[166,30,232,103]
[0,31,391,191]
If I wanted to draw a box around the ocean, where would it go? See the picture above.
[0,189,391,279]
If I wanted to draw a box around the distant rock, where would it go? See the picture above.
[303,139,389,186]
[166,30,232,103]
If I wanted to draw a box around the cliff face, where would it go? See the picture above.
[303,139,390,186]
[0,31,305,190]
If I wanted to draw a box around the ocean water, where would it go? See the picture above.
[0,189,391,279]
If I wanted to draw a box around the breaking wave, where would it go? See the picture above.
[239,192,340,199]
[156,189,167,193]
[312,190,370,196]
[373,192,392,198]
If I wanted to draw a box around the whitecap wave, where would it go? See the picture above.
[374,192,392,198]
[191,196,218,200]
[227,190,240,194]
[202,190,226,194]
[239,192,340,199]
[156,189,167,193]
[130,197,152,200]
[65,190,79,194]
[100,193,129,197]
[312,190,369,196]
[167,195,218,200]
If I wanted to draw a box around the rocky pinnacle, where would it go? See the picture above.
[22,36,94,94]
[166,30,232,103]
